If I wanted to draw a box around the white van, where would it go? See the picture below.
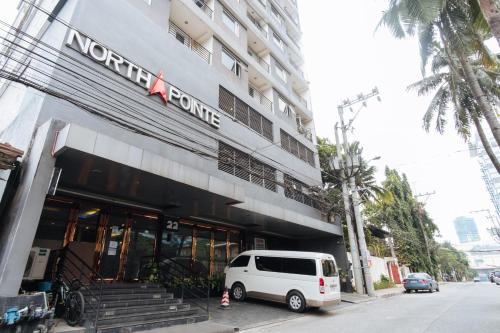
[224,250,341,312]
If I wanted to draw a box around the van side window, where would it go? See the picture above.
[282,258,316,276]
[255,256,282,272]
[230,255,250,267]
[321,259,337,277]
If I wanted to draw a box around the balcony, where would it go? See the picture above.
[248,48,270,73]
[294,91,308,109]
[247,11,268,39]
[193,0,214,19]
[249,84,273,112]
[168,21,212,64]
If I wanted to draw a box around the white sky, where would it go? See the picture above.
[298,0,498,245]
[0,0,497,245]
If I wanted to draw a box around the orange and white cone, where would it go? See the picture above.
[220,288,230,308]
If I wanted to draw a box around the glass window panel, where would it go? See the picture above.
[282,258,316,276]
[161,224,193,261]
[214,231,227,274]
[222,10,238,35]
[195,229,211,276]
[124,214,157,281]
[34,204,71,243]
[230,255,250,267]
[222,49,236,72]
[255,256,282,272]
[229,231,240,261]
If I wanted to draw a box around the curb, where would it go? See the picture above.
[377,290,404,299]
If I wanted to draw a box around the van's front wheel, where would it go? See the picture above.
[231,283,246,301]
[287,291,306,313]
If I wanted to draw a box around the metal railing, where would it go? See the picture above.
[294,91,307,109]
[249,84,273,112]
[248,48,270,73]
[139,255,210,315]
[193,0,214,19]
[53,245,104,332]
[247,12,268,38]
[168,21,212,64]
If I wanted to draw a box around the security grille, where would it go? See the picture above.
[218,142,277,192]
[219,86,235,117]
[284,174,315,208]
[235,98,249,125]
[280,129,315,167]
[249,108,262,133]
[219,86,274,141]
[262,118,273,141]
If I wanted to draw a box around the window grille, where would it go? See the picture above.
[218,86,273,141]
[218,142,277,192]
[284,174,316,208]
[280,129,315,167]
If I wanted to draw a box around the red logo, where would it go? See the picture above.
[149,71,168,104]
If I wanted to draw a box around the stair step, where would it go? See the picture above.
[88,283,162,289]
[81,287,167,296]
[86,292,173,302]
[96,313,209,333]
[86,297,182,309]
[85,303,191,317]
[95,308,199,326]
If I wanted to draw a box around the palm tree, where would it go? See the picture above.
[477,0,500,45]
[407,45,500,173]
[379,0,500,148]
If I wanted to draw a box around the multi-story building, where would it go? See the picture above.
[454,216,480,243]
[470,130,500,221]
[0,0,346,305]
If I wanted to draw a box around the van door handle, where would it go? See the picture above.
[244,270,248,272]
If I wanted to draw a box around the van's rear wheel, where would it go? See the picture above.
[287,291,306,313]
[231,283,246,301]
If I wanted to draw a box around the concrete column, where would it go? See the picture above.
[0,120,57,296]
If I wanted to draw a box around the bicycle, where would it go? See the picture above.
[50,275,85,327]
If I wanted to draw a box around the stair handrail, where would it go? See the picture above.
[55,245,105,332]
[138,255,211,315]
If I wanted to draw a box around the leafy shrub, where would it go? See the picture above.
[373,274,395,290]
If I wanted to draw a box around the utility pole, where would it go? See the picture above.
[415,191,436,277]
[331,125,364,294]
[336,88,380,297]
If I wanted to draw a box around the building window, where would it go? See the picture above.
[222,48,241,77]
[271,5,283,26]
[272,31,284,51]
[222,9,240,36]
[218,141,277,192]
[218,86,273,140]
[280,129,315,166]
[275,62,287,82]
[143,0,152,5]
[277,95,293,116]
[284,174,319,208]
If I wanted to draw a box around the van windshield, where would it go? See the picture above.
[322,259,337,277]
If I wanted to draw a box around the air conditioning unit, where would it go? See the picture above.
[23,247,51,280]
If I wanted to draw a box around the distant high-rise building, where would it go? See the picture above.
[470,129,500,221]
[454,216,480,243]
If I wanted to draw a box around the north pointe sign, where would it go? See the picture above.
[65,29,220,129]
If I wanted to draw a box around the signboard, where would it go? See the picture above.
[65,29,221,129]
[254,237,266,250]
[165,218,179,231]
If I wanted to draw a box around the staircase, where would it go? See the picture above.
[54,246,210,333]
[82,283,208,333]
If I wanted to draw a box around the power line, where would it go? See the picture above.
[0,17,323,187]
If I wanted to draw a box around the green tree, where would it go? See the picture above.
[437,242,474,280]
[407,44,500,173]
[364,168,440,274]
[379,0,500,149]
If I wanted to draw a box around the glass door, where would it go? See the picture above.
[123,214,158,281]
[99,213,127,279]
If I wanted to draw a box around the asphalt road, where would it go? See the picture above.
[242,282,500,333]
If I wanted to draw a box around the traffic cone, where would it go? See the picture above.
[220,288,230,308]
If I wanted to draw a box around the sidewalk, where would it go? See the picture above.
[341,285,404,303]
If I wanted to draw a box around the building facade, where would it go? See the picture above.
[454,216,480,244]
[470,130,500,221]
[0,0,346,296]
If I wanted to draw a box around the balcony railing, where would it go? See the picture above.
[249,84,273,112]
[289,58,305,79]
[247,12,268,38]
[193,0,213,19]
[248,48,270,73]
[257,0,266,9]
[294,92,308,109]
[168,21,212,64]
